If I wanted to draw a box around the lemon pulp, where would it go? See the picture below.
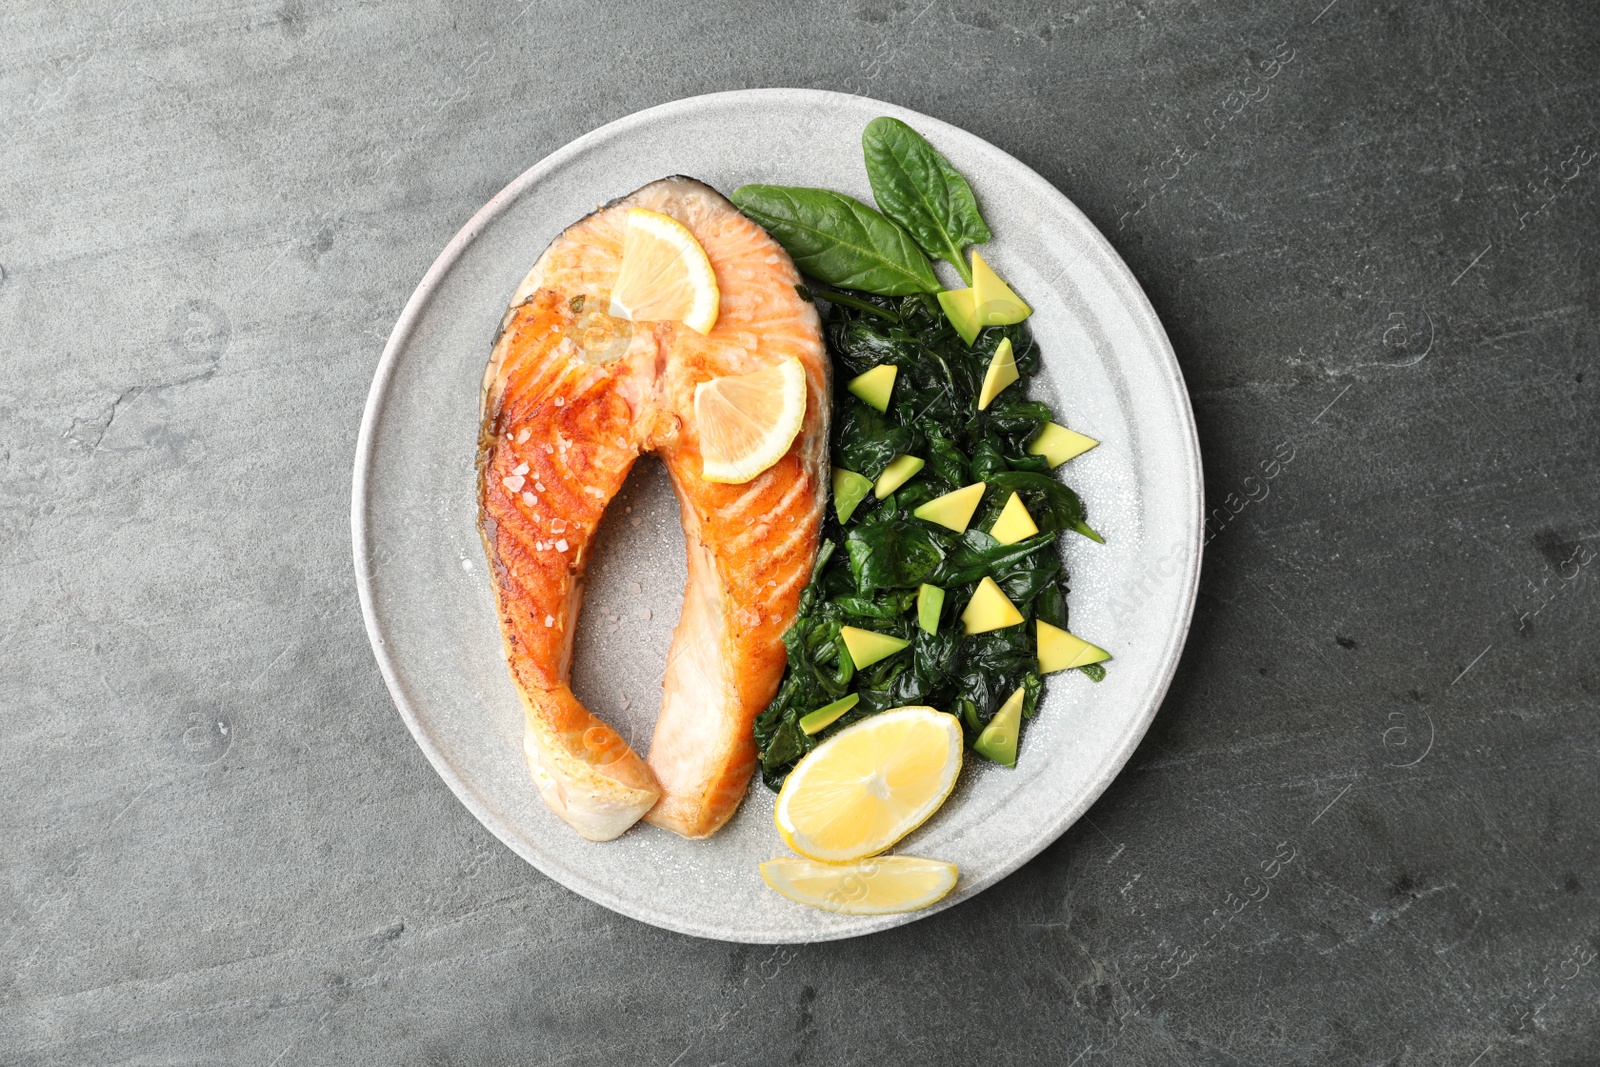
[694,357,808,483]
[773,706,963,863]
[608,207,720,334]
[760,855,959,915]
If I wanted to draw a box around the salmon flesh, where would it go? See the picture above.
[477,177,828,841]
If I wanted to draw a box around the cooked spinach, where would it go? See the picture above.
[729,185,939,295]
[862,117,991,286]
[753,289,1103,790]
[747,115,1105,790]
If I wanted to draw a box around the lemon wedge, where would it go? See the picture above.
[695,357,808,483]
[760,855,959,915]
[774,706,963,862]
[608,207,720,334]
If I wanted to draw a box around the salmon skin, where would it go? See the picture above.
[478,177,828,841]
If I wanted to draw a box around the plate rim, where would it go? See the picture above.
[351,87,1203,942]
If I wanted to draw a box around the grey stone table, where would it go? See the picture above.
[3,1,1596,1063]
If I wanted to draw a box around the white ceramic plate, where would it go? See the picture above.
[352,89,1201,943]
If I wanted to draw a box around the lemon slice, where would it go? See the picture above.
[774,706,963,862]
[760,855,959,915]
[695,357,808,483]
[608,208,720,334]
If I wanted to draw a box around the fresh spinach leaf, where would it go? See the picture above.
[845,521,947,593]
[953,626,1040,730]
[924,429,972,492]
[1033,580,1071,631]
[836,399,918,481]
[862,117,992,286]
[931,528,1054,588]
[731,185,940,295]
[834,590,919,620]
[798,284,901,323]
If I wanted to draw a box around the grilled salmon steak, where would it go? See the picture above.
[478,177,828,841]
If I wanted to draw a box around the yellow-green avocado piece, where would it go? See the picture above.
[989,492,1039,545]
[962,576,1025,635]
[846,364,897,413]
[1029,422,1099,467]
[917,584,945,634]
[974,685,1025,766]
[831,467,874,524]
[1037,619,1111,673]
[937,287,983,346]
[840,625,910,670]
[912,481,986,533]
[798,693,860,735]
[977,337,1019,410]
[874,454,925,499]
[971,251,1032,325]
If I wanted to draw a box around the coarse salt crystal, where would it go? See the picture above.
[628,581,642,595]
[513,462,530,476]
[502,475,525,493]
[544,615,554,627]
[550,518,567,534]
[535,482,545,492]
[535,541,545,551]
[554,396,564,406]
[522,492,536,506]
[555,539,569,552]
[630,517,641,527]
[515,428,530,443]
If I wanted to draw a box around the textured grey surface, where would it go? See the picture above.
[2,0,1596,1062]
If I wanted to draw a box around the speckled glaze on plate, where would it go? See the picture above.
[352,89,1201,943]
